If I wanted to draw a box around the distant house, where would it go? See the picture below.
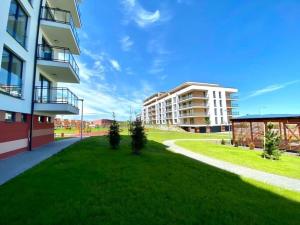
[93,119,114,127]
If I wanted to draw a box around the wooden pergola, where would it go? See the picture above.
[231,114,300,152]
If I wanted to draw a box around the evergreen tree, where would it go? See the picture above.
[131,118,147,155]
[108,113,120,149]
[263,123,281,160]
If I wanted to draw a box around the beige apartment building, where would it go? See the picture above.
[141,82,238,133]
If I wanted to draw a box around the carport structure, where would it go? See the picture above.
[231,114,300,152]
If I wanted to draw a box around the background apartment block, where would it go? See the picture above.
[142,82,238,133]
[0,0,82,158]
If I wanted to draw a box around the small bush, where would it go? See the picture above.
[108,114,120,149]
[221,139,226,145]
[234,141,239,147]
[249,142,255,150]
[262,123,281,160]
[131,118,147,155]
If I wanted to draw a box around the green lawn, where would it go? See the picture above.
[0,135,299,225]
[176,140,300,179]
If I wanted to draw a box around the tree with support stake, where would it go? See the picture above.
[108,113,121,150]
[263,123,282,160]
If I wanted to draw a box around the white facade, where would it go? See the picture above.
[0,0,82,116]
[142,82,238,129]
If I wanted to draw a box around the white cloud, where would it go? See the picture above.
[120,35,134,51]
[110,59,121,72]
[121,0,162,27]
[244,80,300,99]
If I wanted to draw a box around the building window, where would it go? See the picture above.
[7,0,28,47]
[215,117,218,124]
[5,112,15,122]
[38,116,44,123]
[21,113,27,122]
[0,48,23,98]
[220,109,223,116]
[221,117,224,124]
[220,100,223,107]
[213,91,216,98]
[214,108,217,115]
[214,100,217,107]
[46,117,51,123]
[219,92,222,98]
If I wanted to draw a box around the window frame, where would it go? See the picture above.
[7,0,29,48]
[0,47,23,98]
[5,111,16,122]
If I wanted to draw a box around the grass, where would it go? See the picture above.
[176,140,300,179]
[0,134,300,225]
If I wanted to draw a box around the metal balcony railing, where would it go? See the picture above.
[40,6,80,46]
[179,103,209,109]
[179,94,208,102]
[179,113,208,118]
[226,94,239,100]
[34,87,79,108]
[37,44,80,81]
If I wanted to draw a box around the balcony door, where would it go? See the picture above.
[41,38,52,60]
[37,75,52,103]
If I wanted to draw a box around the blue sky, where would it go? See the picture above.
[69,0,300,120]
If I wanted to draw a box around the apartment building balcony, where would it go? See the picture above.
[34,87,79,115]
[226,93,239,100]
[227,103,239,108]
[227,111,240,117]
[179,113,208,118]
[40,6,80,54]
[47,0,82,28]
[179,103,209,110]
[37,45,80,83]
[178,94,208,103]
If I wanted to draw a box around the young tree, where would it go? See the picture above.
[131,118,147,155]
[108,113,120,149]
[263,123,281,160]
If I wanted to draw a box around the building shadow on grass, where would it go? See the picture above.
[0,135,299,225]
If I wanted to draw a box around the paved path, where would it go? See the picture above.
[163,139,300,192]
[0,138,80,186]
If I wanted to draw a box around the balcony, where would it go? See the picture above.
[179,94,208,103]
[226,93,239,100]
[179,103,209,110]
[47,0,81,28]
[179,113,208,118]
[40,6,80,54]
[34,87,79,115]
[227,103,239,108]
[37,45,80,83]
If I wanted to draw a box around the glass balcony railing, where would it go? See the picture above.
[40,6,80,46]
[37,44,80,80]
[179,94,208,102]
[34,87,79,108]
[179,113,208,118]
[179,103,209,109]
[226,94,239,100]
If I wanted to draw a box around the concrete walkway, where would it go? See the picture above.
[0,138,80,186]
[163,139,300,192]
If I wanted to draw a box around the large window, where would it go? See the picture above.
[7,0,28,47]
[0,48,23,97]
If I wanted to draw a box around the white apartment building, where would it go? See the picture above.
[142,82,238,133]
[0,0,82,158]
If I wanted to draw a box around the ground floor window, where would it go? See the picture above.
[5,112,15,122]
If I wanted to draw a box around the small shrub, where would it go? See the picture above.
[262,123,281,160]
[234,141,239,147]
[221,139,226,145]
[108,113,120,149]
[131,118,147,155]
[249,142,255,150]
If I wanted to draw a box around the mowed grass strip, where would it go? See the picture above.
[176,140,300,179]
[0,136,299,225]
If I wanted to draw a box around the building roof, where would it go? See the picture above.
[232,114,300,121]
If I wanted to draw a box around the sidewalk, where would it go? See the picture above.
[164,139,300,192]
[0,138,80,186]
